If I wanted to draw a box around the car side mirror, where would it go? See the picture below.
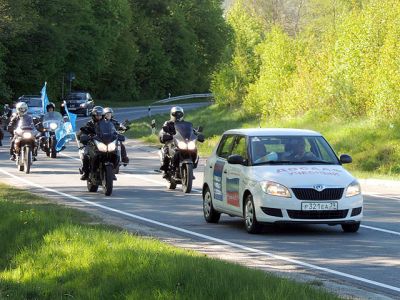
[227,154,244,165]
[197,133,205,143]
[339,154,352,164]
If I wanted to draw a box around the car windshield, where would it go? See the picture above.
[66,93,86,101]
[21,98,42,107]
[250,135,339,165]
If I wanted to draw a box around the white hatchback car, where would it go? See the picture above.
[202,128,363,234]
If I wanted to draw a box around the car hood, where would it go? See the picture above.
[250,165,355,188]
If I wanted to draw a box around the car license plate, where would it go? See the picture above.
[301,202,338,211]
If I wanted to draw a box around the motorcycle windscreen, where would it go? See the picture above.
[43,111,63,122]
[17,115,34,130]
[174,121,195,141]
[95,120,117,144]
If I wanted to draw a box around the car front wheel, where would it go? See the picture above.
[244,194,262,234]
[203,186,220,223]
[341,222,360,233]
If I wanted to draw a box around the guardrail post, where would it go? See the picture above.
[151,119,156,135]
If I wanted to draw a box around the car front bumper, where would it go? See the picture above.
[253,189,363,224]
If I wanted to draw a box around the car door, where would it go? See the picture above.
[225,135,248,215]
[211,134,235,211]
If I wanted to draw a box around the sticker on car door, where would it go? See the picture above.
[226,178,240,207]
[213,161,225,201]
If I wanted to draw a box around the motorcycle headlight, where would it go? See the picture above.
[187,141,196,150]
[22,132,33,139]
[94,140,108,152]
[107,140,117,152]
[260,181,291,198]
[177,141,187,150]
[346,180,361,197]
[49,122,58,130]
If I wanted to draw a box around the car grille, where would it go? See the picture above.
[291,188,344,200]
[287,209,349,219]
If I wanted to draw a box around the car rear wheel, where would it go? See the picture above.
[244,194,262,234]
[203,186,220,223]
[341,222,360,233]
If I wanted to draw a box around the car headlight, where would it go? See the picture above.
[177,141,187,150]
[346,180,361,197]
[49,122,58,130]
[107,140,117,152]
[80,103,86,108]
[22,132,33,139]
[187,141,196,150]
[260,181,291,198]
[94,140,108,152]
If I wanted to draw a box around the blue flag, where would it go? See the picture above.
[54,102,78,152]
[41,82,49,114]
[63,100,77,132]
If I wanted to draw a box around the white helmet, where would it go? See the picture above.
[170,106,184,122]
[16,102,28,116]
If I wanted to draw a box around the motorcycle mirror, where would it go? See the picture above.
[197,134,205,143]
[80,135,89,144]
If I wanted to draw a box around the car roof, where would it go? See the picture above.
[68,91,89,95]
[223,128,322,136]
[18,95,41,99]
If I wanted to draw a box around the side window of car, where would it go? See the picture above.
[217,135,236,159]
[231,136,248,161]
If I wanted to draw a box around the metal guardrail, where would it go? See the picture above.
[152,93,213,104]
[148,93,213,117]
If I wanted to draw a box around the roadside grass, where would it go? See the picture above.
[126,105,400,179]
[0,184,339,299]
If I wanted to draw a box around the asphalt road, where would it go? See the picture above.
[0,103,399,299]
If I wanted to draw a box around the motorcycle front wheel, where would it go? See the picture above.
[182,163,193,193]
[102,164,114,196]
[23,146,32,174]
[50,136,57,158]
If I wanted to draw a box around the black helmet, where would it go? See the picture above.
[170,106,184,122]
[46,102,55,112]
[91,106,104,121]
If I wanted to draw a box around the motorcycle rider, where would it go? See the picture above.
[159,106,185,176]
[36,102,57,148]
[77,106,104,180]
[0,104,12,146]
[7,102,37,161]
[103,107,129,165]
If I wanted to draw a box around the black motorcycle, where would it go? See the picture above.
[38,111,63,158]
[81,120,122,196]
[160,121,204,193]
[13,115,36,173]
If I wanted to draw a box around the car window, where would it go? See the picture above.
[217,135,236,159]
[231,136,248,160]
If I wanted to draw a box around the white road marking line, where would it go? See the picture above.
[364,193,400,201]
[360,225,400,236]
[0,168,399,294]
[58,153,202,193]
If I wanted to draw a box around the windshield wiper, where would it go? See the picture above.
[254,160,293,165]
[255,160,335,165]
[302,160,334,164]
